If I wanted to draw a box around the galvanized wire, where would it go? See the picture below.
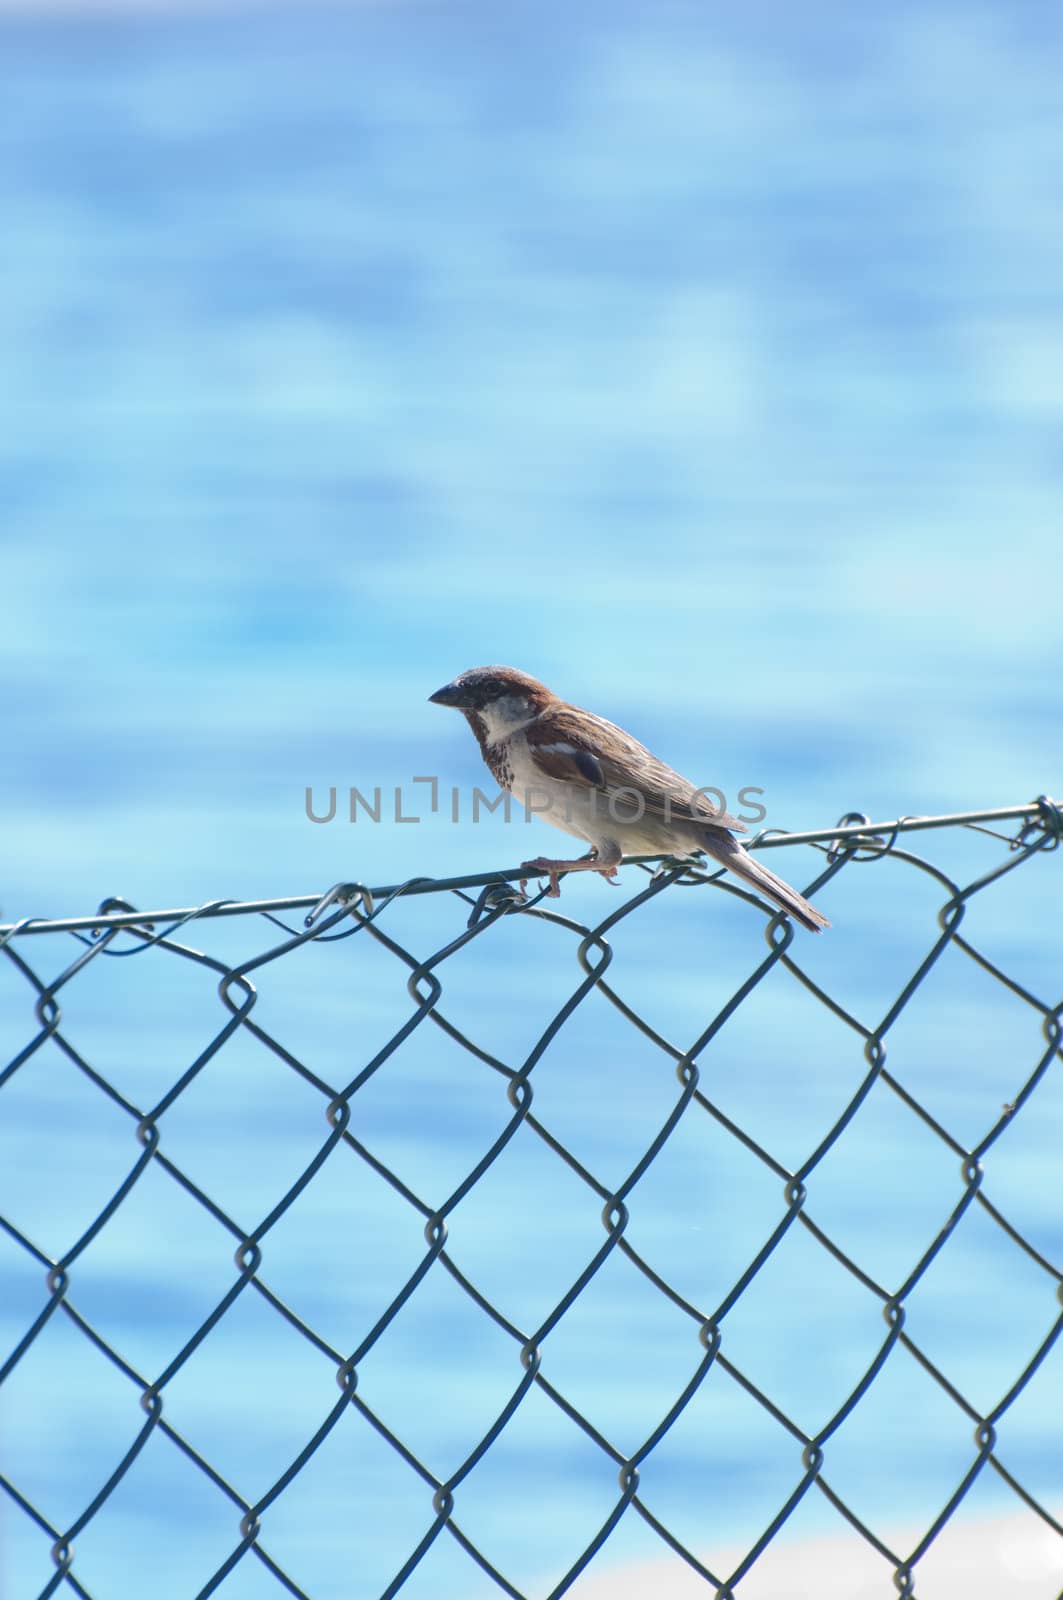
[1,795,1061,1600]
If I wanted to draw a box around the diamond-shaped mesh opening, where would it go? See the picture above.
[443,1376,629,1595]
[432,1125,613,1332]
[910,1474,1063,1600]
[528,1245,706,1449]
[51,1157,253,1380]
[242,1395,439,1596]
[822,1334,983,1519]
[801,1069,971,1288]
[57,1421,241,1598]
[158,1277,344,1494]
[636,1356,810,1560]
[1,799,1060,1597]
[713,1217,888,1432]
[3,1303,145,1530]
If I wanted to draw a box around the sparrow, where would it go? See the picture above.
[429,665,830,932]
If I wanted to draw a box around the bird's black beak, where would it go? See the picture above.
[429,680,465,708]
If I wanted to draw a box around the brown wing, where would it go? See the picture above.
[526,706,747,833]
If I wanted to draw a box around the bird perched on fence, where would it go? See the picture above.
[429,665,830,932]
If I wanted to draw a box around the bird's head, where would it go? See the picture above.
[429,665,555,743]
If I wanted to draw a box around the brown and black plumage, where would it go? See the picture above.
[430,665,829,932]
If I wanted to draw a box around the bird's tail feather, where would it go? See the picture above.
[700,831,830,933]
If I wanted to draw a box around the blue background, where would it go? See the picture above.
[1,3,1061,1598]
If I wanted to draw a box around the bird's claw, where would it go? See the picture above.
[518,855,621,897]
[518,858,564,897]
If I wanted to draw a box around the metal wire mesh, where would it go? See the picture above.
[1,798,1061,1600]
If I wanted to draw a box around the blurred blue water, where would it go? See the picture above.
[1,3,1062,1597]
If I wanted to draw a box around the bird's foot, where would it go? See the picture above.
[518,852,622,898]
[518,857,566,897]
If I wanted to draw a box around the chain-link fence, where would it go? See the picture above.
[1,799,1061,1600]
